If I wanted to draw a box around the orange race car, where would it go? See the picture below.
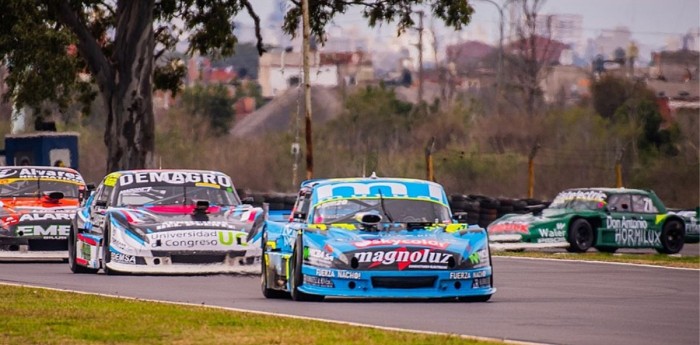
[0,166,86,260]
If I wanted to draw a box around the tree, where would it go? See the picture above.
[0,0,473,173]
[504,0,554,117]
[181,84,235,136]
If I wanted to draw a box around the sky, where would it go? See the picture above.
[236,0,700,49]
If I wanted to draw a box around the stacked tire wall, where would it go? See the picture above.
[449,194,550,228]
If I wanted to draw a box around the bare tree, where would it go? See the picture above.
[504,0,554,117]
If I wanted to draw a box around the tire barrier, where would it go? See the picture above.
[448,194,550,227]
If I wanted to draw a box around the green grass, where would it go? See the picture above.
[493,251,700,269]
[0,285,502,345]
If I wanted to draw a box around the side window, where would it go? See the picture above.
[632,195,658,213]
[291,188,312,222]
[608,194,632,212]
[95,185,114,206]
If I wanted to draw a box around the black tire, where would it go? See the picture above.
[289,236,324,302]
[68,226,98,274]
[656,220,685,254]
[567,219,594,253]
[101,222,122,276]
[595,246,618,253]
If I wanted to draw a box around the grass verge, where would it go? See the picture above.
[492,251,700,269]
[0,285,502,345]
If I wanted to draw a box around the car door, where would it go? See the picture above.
[629,193,662,248]
[605,193,659,248]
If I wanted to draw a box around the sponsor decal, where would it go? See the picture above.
[614,229,660,246]
[315,268,334,277]
[19,213,72,222]
[16,224,70,237]
[468,252,480,265]
[8,168,84,184]
[303,275,334,288]
[537,223,566,238]
[148,230,245,248]
[353,238,450,249]
[337,270,361,279]
[155,221,230,230]
[449,272,471,279]
[489,221,529,234]
[111,252,136,264]
[553,190,606,203]
[354,247,452,270]
[472,270,487,278]
[80,242,92,261]
[472,277,491,288]
[119,172,232,188]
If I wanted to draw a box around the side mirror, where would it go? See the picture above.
[87,183,96,191]
[453,212,469,224]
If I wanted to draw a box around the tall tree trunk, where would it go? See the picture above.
[104,1,155,173]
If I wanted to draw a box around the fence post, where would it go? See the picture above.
[615,146,625,188]
[528,141,541,198]
[425,137,436,181]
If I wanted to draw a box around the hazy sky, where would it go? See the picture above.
[240,0,700,48]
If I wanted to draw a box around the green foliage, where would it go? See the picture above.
[591,75,631,119]
[180,84,235,136]
[282,0,473,44]
[0,1,93,118]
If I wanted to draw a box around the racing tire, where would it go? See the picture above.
[101,222,123,276]
[656,220,685,254]
[595,246,618,253]
[290,235,324,302]
[566,219,594,253]
[68,226,98,274]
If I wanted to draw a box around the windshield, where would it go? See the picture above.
[313,198,451,224]
[0,178,81,198]
[549,190,607,211]
[116,185,238,207]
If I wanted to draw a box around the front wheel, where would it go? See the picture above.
[656,220,685,254]
[289,235,324,302]
[101,223,122,276]
[68,226,98,274]
[567,219,594,253]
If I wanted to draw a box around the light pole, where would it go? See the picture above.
[475,0,516,99]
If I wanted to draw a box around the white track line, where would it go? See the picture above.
[495,255,699,271]
[0,281,548,345]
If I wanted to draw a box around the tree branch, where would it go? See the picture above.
[53,1,114,91]
[240,0,266,56]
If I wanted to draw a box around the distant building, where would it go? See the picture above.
[505,35,570,65]
[536,14,584,56]
[589,27,632,60]
[258,48,374,98]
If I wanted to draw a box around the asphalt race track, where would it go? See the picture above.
[1,257,698,345]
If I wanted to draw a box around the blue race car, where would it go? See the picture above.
[261,176,495,302]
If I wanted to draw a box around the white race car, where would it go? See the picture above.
[69,169,263,274]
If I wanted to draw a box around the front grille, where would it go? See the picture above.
[371,276,437,289]
[28,239,68,251]
[170,254,227,264]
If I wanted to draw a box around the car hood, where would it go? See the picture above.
[302,224,489,271]
[108,204,263,238]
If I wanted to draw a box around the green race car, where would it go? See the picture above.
[487,188,694,254]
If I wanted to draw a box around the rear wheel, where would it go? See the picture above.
[656,220,685,254]
[290,235,324,302]
[567,219,594,253]
[68,226,98,274]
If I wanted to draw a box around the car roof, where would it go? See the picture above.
[110,169,229,176]
[562,187,652,195]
